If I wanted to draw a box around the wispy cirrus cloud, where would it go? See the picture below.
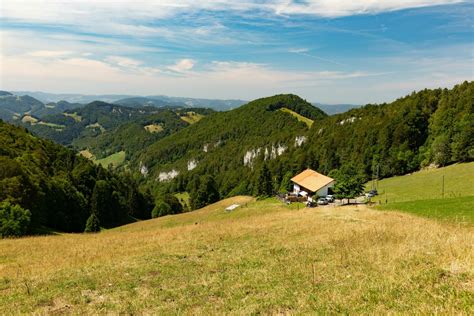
[167,59,195,73]
[27,50,74,58]
[1,1,472,103]
[288,48,309,54]
[2,1,466,25]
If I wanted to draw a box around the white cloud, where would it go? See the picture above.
[272,0,464,17]
[28,50,74,58]
[167,59,195,73]
[0,51,385,99]
[2,1,464,29]
[105,56,143,68]
[289,48,309,53]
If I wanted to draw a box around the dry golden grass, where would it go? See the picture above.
[63,112,82,122]
[20,115,38,124]
[78,149,94,160]
[180,111,205,124]
[144,124,164,133]
[1,196,473,314]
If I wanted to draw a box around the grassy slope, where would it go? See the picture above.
[79,150,126,168]
[1,197,472,314]
[144,124,164,133]
[180,112,204,124]
[95,151,126,168]
[371,162,474,202]
[174,192,191,209]
[370,162,474,223]
[378,196,474,224]
[279,107,314,127]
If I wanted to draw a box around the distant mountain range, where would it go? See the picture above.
[0,91,83,121]
[10,91,359,114]
[11,91,248,111]
[0,82,472,235]
[313,103,359,115]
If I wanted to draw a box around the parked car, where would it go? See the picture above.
[317,198,329,205]
[365,189,378,198]
[306,201,316,208]
[368,189,378,196]
[325,195,335,203]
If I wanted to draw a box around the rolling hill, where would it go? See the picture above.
[313,103,360,115]
[21,102,214,167]
[295,81,474,178]
[133,94,327,196]
[122,82,472,210]
[114,96,246,111]
[369,162,474,224]
[5,82,473,213]
[0,91,82,121]
[0,120,154,234]
[14,91,247,111]
[0,196,471,313]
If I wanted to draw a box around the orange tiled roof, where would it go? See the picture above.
[291,169,335,192]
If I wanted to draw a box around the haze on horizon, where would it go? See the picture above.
[1,0,473,104]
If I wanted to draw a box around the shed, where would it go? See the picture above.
[291,169,335,198]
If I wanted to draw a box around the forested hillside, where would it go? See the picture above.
[132,82,472,211]
[3,82,471,224]
[297,81,473,178]
[21,102,214,164]
[134,94,327,203]
[115,95,246,111]
[0,92,81,120]
[0,120,154,237]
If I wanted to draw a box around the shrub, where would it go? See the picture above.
[84,213,101,233]
[152,202,171,218]
[0,201,31,237]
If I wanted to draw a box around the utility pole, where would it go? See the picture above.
[376,163,380,190]
[442,175,445,198]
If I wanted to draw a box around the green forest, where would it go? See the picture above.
[1,82,472,236]
[134,82,472,210]
[0,121,154,237]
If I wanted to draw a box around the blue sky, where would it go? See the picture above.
[1,0,473,104]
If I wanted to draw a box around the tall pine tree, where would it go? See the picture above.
[256,163,273,197]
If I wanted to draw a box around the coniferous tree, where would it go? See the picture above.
[256,163,273,197]
[190,175,220,209]
[279,171,293,193]
[84,213,100,233]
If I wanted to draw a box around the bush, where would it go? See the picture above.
[152,202,171,218]
[0,201,31,237]
[84,213,100,233]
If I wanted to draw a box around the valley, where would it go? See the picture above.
[0,82,472,234]
[2,1,473,313]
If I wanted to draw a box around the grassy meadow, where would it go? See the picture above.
[95,151,126,168]
[174,192,191,210]
[279,107,314,127]
[1,197,473,314]
[370,162,474,223]
[180,112,205,124]
[371,162,474,203]
[79,149,126,169]
[378,196,474,224]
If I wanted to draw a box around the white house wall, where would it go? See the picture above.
[316,182,335,197]
[293,184,300,193]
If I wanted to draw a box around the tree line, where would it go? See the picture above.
[0,121,154,237]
